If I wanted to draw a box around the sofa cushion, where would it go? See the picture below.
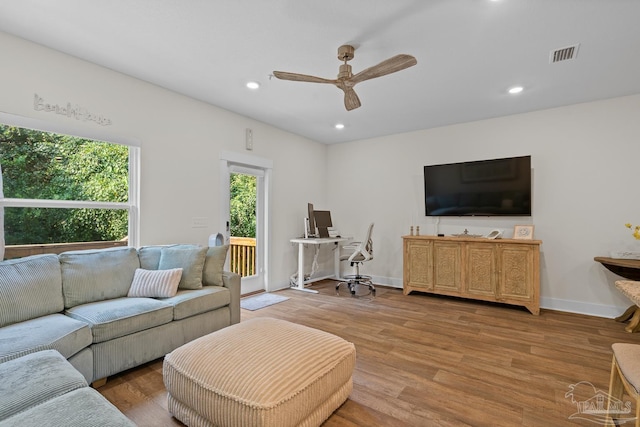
[0,387,136,427]
[203,245,229,287]
[159,245,207,290]
[127,268,182,298]
[138,246,163,270]
[59,247,140,308]
[0,313,92,363]
[65,297,173,343]
[161,286,231,320]
[138,244,186,270]
[0,350,87,422]
[0,254,63,328]
[67,347,94,384]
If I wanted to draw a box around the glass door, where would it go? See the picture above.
[219,151,271,295]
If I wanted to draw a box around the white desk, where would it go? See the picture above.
[290,237,348,293]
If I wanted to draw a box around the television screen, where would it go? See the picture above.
[424,155,531,216]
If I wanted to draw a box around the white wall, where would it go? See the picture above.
[0,31,327,289]
[328,94,640,317]
[3,30,639,316]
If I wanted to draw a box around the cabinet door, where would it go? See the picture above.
[465,243,497,297]
[404,239,433,290]
[497,244,534,301]
[433,241,462,292]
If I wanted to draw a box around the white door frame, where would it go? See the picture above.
[219,150,272,294]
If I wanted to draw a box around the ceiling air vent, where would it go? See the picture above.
[550,44,580,63]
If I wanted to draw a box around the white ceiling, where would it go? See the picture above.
[1,0,639,144]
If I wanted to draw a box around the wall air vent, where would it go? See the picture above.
[550,44,580,63]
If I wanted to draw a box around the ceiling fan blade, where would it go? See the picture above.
[350,54,417,85]
[273,71,336,84]
[343,87,361,111]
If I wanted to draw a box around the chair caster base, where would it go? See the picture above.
[336,278,375,298]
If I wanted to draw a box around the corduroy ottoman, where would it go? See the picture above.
[163,317,356,427]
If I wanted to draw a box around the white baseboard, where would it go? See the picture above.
[274,276,628,319]
[370,275,403,288]
[539,297,624,319]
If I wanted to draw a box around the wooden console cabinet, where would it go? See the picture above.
[403,235,541,314]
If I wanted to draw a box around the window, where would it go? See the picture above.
[0,112,139,259]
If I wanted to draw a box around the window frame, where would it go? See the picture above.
[0,112,140,258]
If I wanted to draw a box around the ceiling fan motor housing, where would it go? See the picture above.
[338,64,352,80]
[337,45,355,61]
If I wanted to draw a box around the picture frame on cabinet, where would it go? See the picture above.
[513,225,534,240]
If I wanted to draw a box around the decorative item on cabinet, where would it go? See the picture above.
[513,225,535,240]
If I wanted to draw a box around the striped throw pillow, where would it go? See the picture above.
[127,268,183,298]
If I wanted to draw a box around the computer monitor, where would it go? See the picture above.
[313,210,332,238]
[307,203,316,237]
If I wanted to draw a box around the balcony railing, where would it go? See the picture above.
[229,236,256,277]
[3,239,128,260]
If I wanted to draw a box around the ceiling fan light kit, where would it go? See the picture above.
[273,45,417,111]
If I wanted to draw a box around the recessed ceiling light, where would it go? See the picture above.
[246,81,260,90]
[508,86,524,94]
[335,123,345,130]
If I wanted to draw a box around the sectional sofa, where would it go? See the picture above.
[0,244,240,425]
[0,244,240,384]
[0,350,136,426]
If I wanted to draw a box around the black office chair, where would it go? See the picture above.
[336,223,375,296]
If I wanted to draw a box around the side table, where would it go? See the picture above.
[595,256,640,332]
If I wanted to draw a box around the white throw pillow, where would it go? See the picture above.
[127,268,183,298]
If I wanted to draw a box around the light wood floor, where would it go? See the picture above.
[98,281,640,426]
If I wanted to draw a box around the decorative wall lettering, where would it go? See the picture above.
[33,93,112,126]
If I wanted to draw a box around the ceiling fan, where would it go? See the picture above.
[273,45,417,111]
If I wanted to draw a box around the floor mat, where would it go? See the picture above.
[240,293,290,311]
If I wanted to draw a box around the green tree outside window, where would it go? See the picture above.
[229,173,256,238]
[0,125,129,244]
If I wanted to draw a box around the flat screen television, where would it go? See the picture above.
[424,155,531,216]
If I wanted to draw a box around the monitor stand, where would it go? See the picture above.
[318,227,330,238]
